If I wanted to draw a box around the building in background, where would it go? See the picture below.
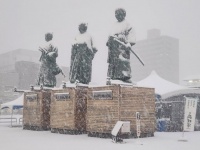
[0,49,69,102]
[131,29,179,84]
[0,49,40,73]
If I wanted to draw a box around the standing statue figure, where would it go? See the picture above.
[69,23,97,84]
[37,33,64,87]
[106,8,136,83]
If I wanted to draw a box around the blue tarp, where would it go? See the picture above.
[157,120,167,132]
[1,106,23,110]
[13,106,23,110]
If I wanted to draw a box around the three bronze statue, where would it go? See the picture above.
[37,8,143,87]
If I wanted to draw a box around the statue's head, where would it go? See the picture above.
[115,8,126,22]
[79,23,88,34]
[45,33,53,42]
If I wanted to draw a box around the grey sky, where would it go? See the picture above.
[0,0,200,84]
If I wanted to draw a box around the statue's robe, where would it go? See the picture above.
[69,32,97,84]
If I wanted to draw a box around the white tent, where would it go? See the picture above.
[0,94,24,127]
[1,94,24,110]
[137,71,200,99]
[137,71,187,96]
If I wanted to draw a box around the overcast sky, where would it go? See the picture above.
[0,0,200,84]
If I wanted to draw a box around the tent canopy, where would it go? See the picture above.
[1,94,24,110]
[137,71,187,95]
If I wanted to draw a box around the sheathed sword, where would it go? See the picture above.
[111,36,145,66]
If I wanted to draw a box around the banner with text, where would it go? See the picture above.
[183,97,198,131]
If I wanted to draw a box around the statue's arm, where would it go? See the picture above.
[38,47,47,61]
[53,47,58,57]
[39,47,46,54]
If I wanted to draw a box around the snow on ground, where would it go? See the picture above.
[0,124,200,150]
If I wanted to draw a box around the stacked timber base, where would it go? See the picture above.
[51,128,87,135]
[88,132,112,138]
[50,86,87,135]
[87,132,154,139]
[23,89,51,131]
[23,125,49,131]
[87,84,155,138]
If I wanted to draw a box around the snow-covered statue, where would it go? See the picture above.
[69,23,97,84]
[106,8,136,83]
[37,33,64,87]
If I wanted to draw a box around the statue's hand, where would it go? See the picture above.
[92,47,98,54]
[48,52,57,58]
[72,44,79,49]
[106,36,114,47]
[125,43,131,48]
[39,47,44,53]
[130,42,136,46]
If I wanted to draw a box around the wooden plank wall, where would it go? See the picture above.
[120,86,155,134]
[50,88,75,130]
[23,90,51,129]
[24,91,41,127]
[87,85,120,133]
[50,86,87,131]
[87,85,155,135]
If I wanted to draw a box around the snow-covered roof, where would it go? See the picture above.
[0,94,24,109]
[183,74,200,81]
[137,71,187,95]
[161,88,200,99]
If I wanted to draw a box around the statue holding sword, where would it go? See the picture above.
[106,8,144,83]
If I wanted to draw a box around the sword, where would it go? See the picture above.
[111,36,145,66]
[69,50,79,82]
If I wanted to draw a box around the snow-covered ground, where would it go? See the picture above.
[0,124,200,150]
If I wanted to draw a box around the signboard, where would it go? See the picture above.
[54,93,70,100]
[137,125,141,136]
[111,121,130,136]
[121,121,130,133]
[136,112,141,137]
[26,94,37,102]
[183,97,198,131]
[93,90,112,100]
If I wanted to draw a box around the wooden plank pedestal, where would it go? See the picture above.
[23,89,51,131]
[87,84,155,138]
[50,86,87,134]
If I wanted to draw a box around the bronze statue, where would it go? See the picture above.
[69,23,97,84]
[37,33,64,87]
[106,8,137,83]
